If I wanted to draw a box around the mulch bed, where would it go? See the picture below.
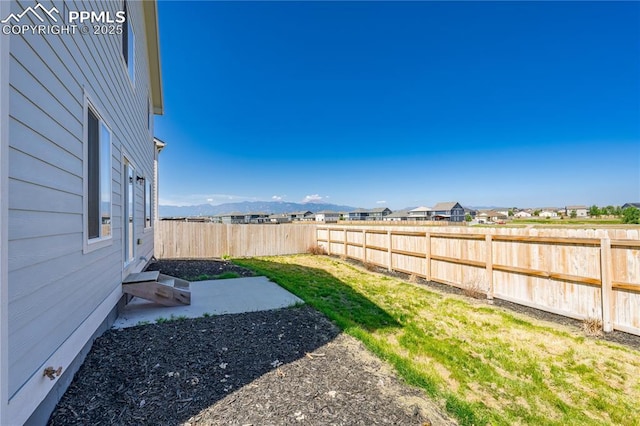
[144,259,256,280]
[49,259,453,426]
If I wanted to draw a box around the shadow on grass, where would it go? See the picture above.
[233,257,401,333]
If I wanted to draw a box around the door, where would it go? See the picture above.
[124,158,135,266]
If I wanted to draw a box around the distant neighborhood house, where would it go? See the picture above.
[383,209,412,221]
[290,210,315,221]
[564,205,588,217]
[315,211,342,223]
[216,212,250,224]
[268,213,292,224]
[407,206,432,220]
[432,202,466,222]
[477,210,508,223]
[539,210,559,218]
[514,211,532,218]
[622,203,640,210]
[348,207,392,221]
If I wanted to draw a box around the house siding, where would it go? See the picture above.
[1,0,10,422]
[5,0,156,418]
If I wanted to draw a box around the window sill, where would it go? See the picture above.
[83,236,113,254]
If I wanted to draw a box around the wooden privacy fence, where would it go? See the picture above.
[317,226,640,335]
[155,221,317,259]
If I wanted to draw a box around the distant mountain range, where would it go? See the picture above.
[159,201,360,218]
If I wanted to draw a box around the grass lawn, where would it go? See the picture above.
[187,272,241,281]
[234,255,640,426]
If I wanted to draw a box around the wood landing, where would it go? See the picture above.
[122,271,191,306]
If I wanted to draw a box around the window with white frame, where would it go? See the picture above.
[145,178,152,228]
[122,0,135,84]
[87,106,112,241]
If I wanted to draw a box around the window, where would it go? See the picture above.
[122,1,135,84]
[145,179,152,228]
[87,107,112,241]
[124,159,135,264]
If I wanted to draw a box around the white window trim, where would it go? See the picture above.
[127,18,135,86]
[83,93,113,254]
[121,1,135,89]
[122,155,137,267]
[143,176,153,232]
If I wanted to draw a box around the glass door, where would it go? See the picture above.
[124,159,135,265]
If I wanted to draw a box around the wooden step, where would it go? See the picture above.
[123,271,160,284]
[160,274,189,289]
[157,275,175,287]
[122,272,191,306]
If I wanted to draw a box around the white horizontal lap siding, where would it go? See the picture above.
[1,0,9,422]
[8,250,121,395]
[7,0,154,407]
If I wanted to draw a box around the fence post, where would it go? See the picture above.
[362,229,367,263]
[485,234,494,300]
[600,237,613,333]
[425,232,431,281]
[326,228,331,255]
[387,230,393,272]
[343,228,347,257]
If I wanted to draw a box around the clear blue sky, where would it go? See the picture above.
[155,0,640,210]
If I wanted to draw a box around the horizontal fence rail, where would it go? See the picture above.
[317,225,640,335]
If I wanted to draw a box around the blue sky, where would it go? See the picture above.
[155,1,640,209]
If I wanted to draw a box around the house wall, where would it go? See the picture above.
[450,205,465,222]
[1,1,11,421]
[568,208,588,217]
[6,0,156,423]
[318,215,340,223]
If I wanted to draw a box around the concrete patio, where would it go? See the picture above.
[113,276,304,329]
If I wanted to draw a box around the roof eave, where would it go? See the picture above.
[143,1,164,115]
[154,137,166,152]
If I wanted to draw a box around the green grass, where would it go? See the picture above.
[188,272,241,281]
[155,316,169,324]
[155,314,188,323]
[234,255,640,426]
